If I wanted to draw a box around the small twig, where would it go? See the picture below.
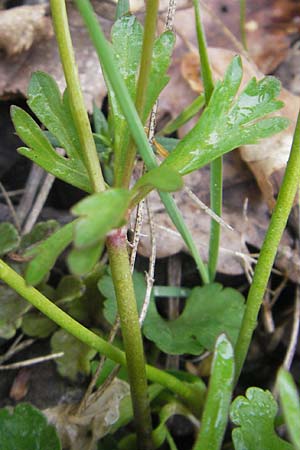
[0,352,64,370]
[0,189,24,199]
[262,282,275,333]
[184,186,234,231]
[22,172,56,234]
[0,182,21,231]
[139,199,156,325]
[166,253,181,370]
[283,285,300,371]
[165,0,177,31]
[130,199,146,270]
[17,164,45,227]
[0,335,34,365]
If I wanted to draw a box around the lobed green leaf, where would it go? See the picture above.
[230,387,293,450]
[72,189,131,248]
[51,329,96,381]
[27,72,84,163]
[11,106,92,192]
[162,56,289,175]
[100,273,245,356]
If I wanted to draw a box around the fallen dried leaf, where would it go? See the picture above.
[0,5,53,56]
[0,2,109,111]
[44,378,130,450]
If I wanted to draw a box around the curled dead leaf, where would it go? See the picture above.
[43,378,130,450]
[0,5,53,56]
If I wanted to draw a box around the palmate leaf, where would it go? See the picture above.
[162,56,289,175]
[100,272,245,356]
[230,387,293,450]
[143,283,245,355]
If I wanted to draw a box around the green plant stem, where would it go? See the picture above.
[74,0,209,284]
[159,94,205,136]
[106,228,153,450]
[235,110,300,382]
[50,0,105,193]
[240,0,247,50]
[0,258,204,411]
[193,0,222,281]
[120,0,159,188]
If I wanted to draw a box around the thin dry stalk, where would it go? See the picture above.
[22,172,56,234]
[0,352,64,370]
[282,285,300,371]
[139,199,156,325]
[0,181,21,231]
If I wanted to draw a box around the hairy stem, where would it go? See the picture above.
[106,228,153,449]
[235,110,300,381]
[50,0,105,193]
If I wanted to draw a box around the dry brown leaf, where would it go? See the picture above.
[0,2,110,111]
[0,5,53,56]
[44,378,129,450]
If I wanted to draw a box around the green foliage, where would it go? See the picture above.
[0,284,30,338]
[144,283,245,355]
[56,275,85,304]
[27,73,84,164]
[67,241,104,276]
[193,334,234,450]
[51,329,97,380]
[230,387,293,450]
[277,368,300,450]
[131,166,183,203]
[20,220,59,250]
[21,312,57,338]
[25,222,74,286]
[109,13,175,183]
[0,223,20,255]
[11,105,91,193]
[72,189,131,248]
[142,30,175,121]
[100,273,245,355]
[162,56,289,175]
[0,403,61,450]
